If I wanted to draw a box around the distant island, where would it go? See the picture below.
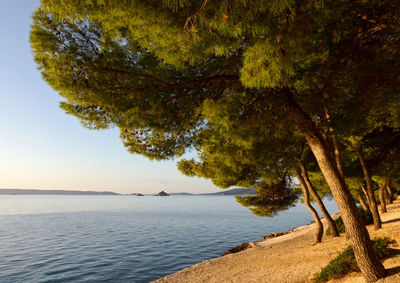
[155,190,170,196]
[0,188,255,196]
[0,189,119,195]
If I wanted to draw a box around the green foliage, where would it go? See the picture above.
[314,245,356,283]
[314,237,394,283]
[235,178,299,217]
[32,0,400,167]
[176,89,303,217]
[359,207,373,226]
[373,237,394,258]
[30,4,245,160]
[325,217,345,236]
[326,207,372,235]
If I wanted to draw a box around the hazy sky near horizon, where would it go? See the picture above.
[0,1,220,194]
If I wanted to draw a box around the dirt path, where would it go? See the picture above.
[154,200,400,283]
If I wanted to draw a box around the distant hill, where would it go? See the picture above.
[201,188,256,196]
[0,188,256,196]
[0,189,120,195]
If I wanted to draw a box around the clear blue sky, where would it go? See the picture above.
[0,0,219,194]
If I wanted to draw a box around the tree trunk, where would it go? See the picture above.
[356,189,370,212]
[379,184,387,214]
[355,145,382,230]
[299,160,340,237]
[281,89,386,282]
[384,185,391,206]
[296,170,323,244]
[324,109,344,180]
[386,185,393,204]
[386,179,393,204]
[361,185,371,205]
[332,134,345,179]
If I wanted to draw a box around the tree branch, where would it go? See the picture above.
[102,67,240,89]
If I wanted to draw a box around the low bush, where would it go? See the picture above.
[314,237,394,283]
[326,207,372,235]
[359,207,373,225]
[373,237,393,258]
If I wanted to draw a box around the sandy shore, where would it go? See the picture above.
[154,200,400,283]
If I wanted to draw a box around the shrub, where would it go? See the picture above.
[359,207,373,225]
[314,237,394,283]
[373,237,393,258]
[326,206,372,235]
[325,215,344,235]
[314,246,356,283]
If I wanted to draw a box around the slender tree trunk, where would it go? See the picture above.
[355,145,382,230]
[379,184,387,213]
[299,160,340,237]
[386,185,393,204]
[361,185,371,205]
[296,170,323,244]
[386,179,393,204]
[356,189,369,212]
[324,109,344,180]
[332,134,345,179]
[281,89,386,282]
[384,185,391,205]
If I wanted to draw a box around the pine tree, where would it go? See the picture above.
[31,1,400,280]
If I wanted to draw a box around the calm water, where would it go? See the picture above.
[0,195,338,282]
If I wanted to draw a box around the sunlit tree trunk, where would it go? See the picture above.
[282,89,386,282]
[296,170,323,244]
[386,178,393,204]
[324,109,345,180]
[332,134,345,180]
[361,185,370,205]
[355,145,382,230]
[356,189,369,212]
[379,183,387,213]
[299,160,339,237]
[384,185,391,206]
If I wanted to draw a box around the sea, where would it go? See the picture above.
[0,195,338,283]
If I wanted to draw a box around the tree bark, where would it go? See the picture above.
[296,170,323,244]
[332,134,345,179]
[324,109,344,179]
[355,145,382,230]
[299,160,340,237]
[281,89,386,282]
[361,185,371,205]
[379,184,387,213]
[356,189,369,212]
[384,185,391,205]
[386,179,393,204]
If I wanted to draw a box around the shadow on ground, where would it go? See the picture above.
[383,218,400,224]
[385,265,400,277]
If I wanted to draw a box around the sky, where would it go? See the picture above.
[0,0,220,194]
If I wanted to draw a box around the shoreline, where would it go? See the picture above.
[154,202,400,283]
